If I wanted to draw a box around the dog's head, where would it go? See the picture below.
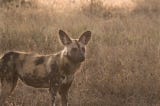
[59,30,91,63]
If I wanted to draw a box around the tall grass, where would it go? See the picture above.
[0,0,160,106]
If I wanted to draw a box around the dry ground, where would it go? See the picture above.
[0,0,160,106]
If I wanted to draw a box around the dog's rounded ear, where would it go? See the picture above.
[59,30,72,45]
[79,31,91,45]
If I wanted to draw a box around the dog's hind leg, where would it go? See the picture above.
[0,74,18,106]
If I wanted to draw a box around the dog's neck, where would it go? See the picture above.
[58,50,81,75]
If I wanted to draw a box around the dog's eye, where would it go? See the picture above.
[82,47,85,52]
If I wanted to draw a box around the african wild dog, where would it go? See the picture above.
[0,30,91,106]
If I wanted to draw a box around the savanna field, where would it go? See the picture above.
[0,0,160,106]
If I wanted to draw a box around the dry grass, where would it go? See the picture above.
[0,0,160,106]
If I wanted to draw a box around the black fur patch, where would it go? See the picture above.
[34,57,45,65]
[62,63,70,75]
[50,62,59,76]
[2,52,19,62]
[20,58,26,68]
[50,62,61,85]
[0,52,19,72]
[21,73,49,88]
[0,52,19,83]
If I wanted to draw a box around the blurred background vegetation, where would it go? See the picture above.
[0,0,160,105]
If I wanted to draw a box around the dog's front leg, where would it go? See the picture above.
[49,80,59,106]
[59,81,73,106]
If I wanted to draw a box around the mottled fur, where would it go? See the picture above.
[0,30,91,106]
